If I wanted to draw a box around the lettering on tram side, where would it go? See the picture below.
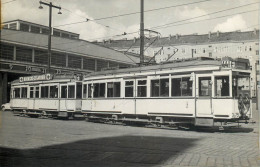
[19,74,53,82]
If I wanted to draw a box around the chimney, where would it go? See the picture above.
[168,34,172,40]
[217,31,220,37]
[175,34,179,39]
[208,31,211,39]
[133,37,136,43]
[254,28,258,35]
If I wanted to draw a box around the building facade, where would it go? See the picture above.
[0,20,139,105]
[98,30,259,97]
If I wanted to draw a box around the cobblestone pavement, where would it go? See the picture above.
[0,111,259,167]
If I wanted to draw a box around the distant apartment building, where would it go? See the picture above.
[97,30,260,97]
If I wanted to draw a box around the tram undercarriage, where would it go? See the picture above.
[83,112,249,130]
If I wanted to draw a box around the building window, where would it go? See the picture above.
[0,44,14,60]
[172,77,192,96]
[125,81,134,97]
[93,83,105,98]
[53,30,61,37]
[68,55,82,69]
[31,26,40,33]
[215,76,229,97]
[256,50,259,55]
[51,52,66,67]
[249,46,252,51]
[42,28,50,35]
[107,82,120,97]
[20,23,29,32]
[16,47,32,62]
[83,57,95,71]
[35,49,48,64]
[203,48,206,53]
[9,23,17,30]
[199,77,212,96]
[137,80,147,97]
[97,60,108,71]
[61,33,70,38]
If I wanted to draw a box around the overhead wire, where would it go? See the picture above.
[53,0,214,28]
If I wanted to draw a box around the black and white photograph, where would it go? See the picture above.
[0,0,259,166]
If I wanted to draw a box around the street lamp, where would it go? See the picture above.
[38,1,62,74]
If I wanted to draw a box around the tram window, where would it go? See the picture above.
[61,86,67,98]
[35,87,39,98]
[30,87,34,98]
[125,81,134,97]
[21,87,28,98]
[137,80,147,97]
[41,86,49,98]
[83,84,87,98]
[14,88,20,98]
[232,76,250,97]
[50,85,58,98]
[68,85,75,98]
[107,82,121,97]
[94,83,105,98]
[87,84,92,98]
[151,80,159,97]
[160,79,169,97]
[199,77,212,96]
[76,83,82,99]
[215,76,229,97]
[172,77,192,96]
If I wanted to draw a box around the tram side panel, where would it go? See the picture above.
[136,99,195,117]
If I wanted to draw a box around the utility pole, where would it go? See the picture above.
[140,0,144,65]
[39,1,61,73]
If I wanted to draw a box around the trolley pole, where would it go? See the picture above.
[140,0,144,65]
[39,1,61,74]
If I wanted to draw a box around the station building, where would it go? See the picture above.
[0,20,139,105]
[97,30,260,97]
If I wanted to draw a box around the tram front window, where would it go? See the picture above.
[199,77,212,96]
[215,76,229,97]
[14,88,20,98]
[232,75,250,98]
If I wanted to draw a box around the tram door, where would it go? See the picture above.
[196,75,213,117]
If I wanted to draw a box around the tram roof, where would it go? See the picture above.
[84,57,222,77]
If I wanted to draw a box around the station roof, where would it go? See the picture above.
[97,30,259,48]
[1,29,139,65]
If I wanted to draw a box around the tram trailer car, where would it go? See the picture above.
[10,74,83,118]
[82,57,252,127]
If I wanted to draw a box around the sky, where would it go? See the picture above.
[2,0,259,41]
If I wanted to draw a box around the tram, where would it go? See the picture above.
[82,57,252,127]
[10,74,83,118]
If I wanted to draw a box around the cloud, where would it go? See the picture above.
[176,6,209,21]
[55,9,109,41]
[213,15,247,32]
